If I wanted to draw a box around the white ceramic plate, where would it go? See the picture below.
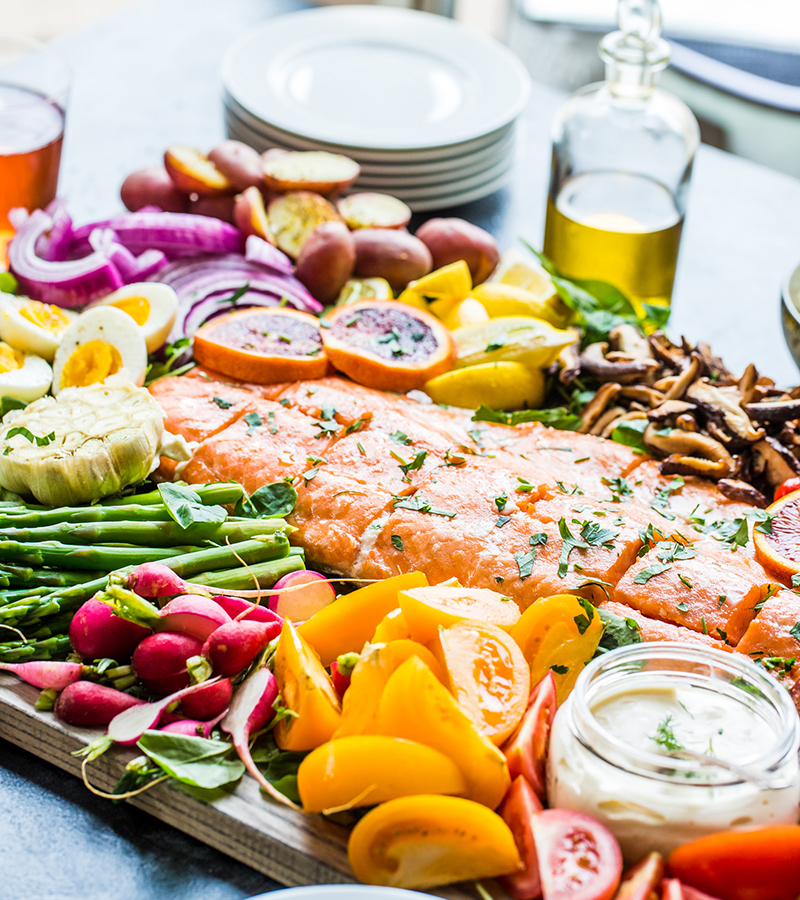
[246,888,427,900]
[223,90,515,163]
[224,108,515,183]
[221,5,530,151]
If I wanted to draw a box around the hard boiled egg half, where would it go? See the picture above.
[52,306,147,395]
[0,295,77,361]
[90,282,178,353]
[0,341,52,402]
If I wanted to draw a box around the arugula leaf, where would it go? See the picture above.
[596,607,642,654]
[238,482,297,518]
[611,418,648,453]
[137,731,244,790]
[250,734,306,804]
[473,404,581,431]
[158,483,228,529]
[145,337,194,385]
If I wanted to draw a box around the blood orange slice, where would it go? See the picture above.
[753,490,800,580]
[320,300,456,392]
[193,307,327,383]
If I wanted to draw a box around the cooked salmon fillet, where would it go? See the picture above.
[735,588,800,682]
[153,372,799,679]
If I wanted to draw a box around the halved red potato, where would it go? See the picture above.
[267,191,345,259]
[263,150,360,197]
[193,307,328,384]
[164,145,233,196]
[321,300,456,392]
[233,186,275,244]
[120,166,191,212]
[208,140,265,191]
[337,192,412,230]
[353,229,432,292]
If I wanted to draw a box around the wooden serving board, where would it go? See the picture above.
[0,674,476,898]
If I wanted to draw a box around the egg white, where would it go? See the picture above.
[0,294,76,362]
[0,348,53,403]
[52,306,148,395]
[90,282,178,353]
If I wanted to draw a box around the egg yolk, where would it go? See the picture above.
[111,296,150,326]
[0,341,23,374]
[20,301,72,334]
[60,340,122,389]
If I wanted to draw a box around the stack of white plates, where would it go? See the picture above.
[221,6,531,212]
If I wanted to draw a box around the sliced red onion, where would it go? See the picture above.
[72,212,246,256]
[9,209,124,308]
[245,235,293,276]
[88,228,167,283]
[41,204,74,262]
[8,207,29,230]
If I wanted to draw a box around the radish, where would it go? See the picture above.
[221,667,296,807]
[212,595,282,625]
[55,681,144,727]
[128,562,201,598]
[0,660,83,691]
[132,632,204,695]
[107,676,222,745]
[202,619,281,677]
[270,570,335,622]
[160,711,226,739]
[69,598,151,662]
[179,677,232,720]
[330,652,358,700]
[158,595,231,641]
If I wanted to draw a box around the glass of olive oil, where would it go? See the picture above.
[543,0,699,316]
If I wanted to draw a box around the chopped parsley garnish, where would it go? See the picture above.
[392,495,456,518]
[601,476,633,501]
[652,715,684,752]
[516,476,536,493]
[677,601,690,612]
[759,656,796,674]
[391,534,405,552]
[495,516,512,528]
[244,412,262,436]
[678,574,693,590]
[557,518,617,578]
[303,468,319,484]
[444,448,466,466]
[485,338,506,352]
[514,532,548,580]
[472,404,581,431]
[555,481,583,496]
[357,441,366,456]
[268,411,278,434]
[211,396,234,409]
[344,416,370,435]
[790,622,800,642]
[634,563,672,584]
[573,596,595,635]
[392,449,427,477]
[390,431,411,445]
[701,616,708,634]
[550,664,569,675]
[494,494,508,512]
[651,476,685,520]
[5,427,56,447]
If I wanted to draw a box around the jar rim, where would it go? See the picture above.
[570,641,800,786]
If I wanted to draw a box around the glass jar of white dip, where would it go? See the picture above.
[548,642,800,860]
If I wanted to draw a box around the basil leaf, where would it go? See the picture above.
[158,483,228,529]
[137,731,244,790]
[238,481,298,518]
[0,396,26,417]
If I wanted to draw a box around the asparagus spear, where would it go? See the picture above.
[101,482,244,507]
[0,635,71,662]
[191,548,305,589]
[0,518,289,548]
[0,541,184,570]
[0,565,102,588]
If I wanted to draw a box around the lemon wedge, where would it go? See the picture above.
[452,316,577,370]
[439,297,490,331]
[424,361,545,411]
[470,282,571,328]
[336,278,393,307]
[490,247,553,292]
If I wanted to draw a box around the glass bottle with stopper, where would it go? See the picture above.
[542,0,699,316]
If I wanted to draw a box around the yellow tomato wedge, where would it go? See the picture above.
[348,795,521,889]
[297,735,467,813]
[273,620,341,751]
[376,655,510,808]
[398,585,521,644]
[372,608,412,643]
[436,621,530,746]
[335,639,445,738]
[298,571,428,666]
[510,594,603,703]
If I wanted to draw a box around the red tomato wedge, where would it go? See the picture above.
[502,671,557,803]
[499,776,544,900]
[667,826,800,900]
[775,477,800,501]
[613,852,664,900]
[532,808,623,900]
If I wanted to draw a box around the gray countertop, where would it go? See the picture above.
[3,0,800,897]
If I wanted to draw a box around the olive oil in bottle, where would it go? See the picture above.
[543,0,698,313]
[544,171,684,316]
